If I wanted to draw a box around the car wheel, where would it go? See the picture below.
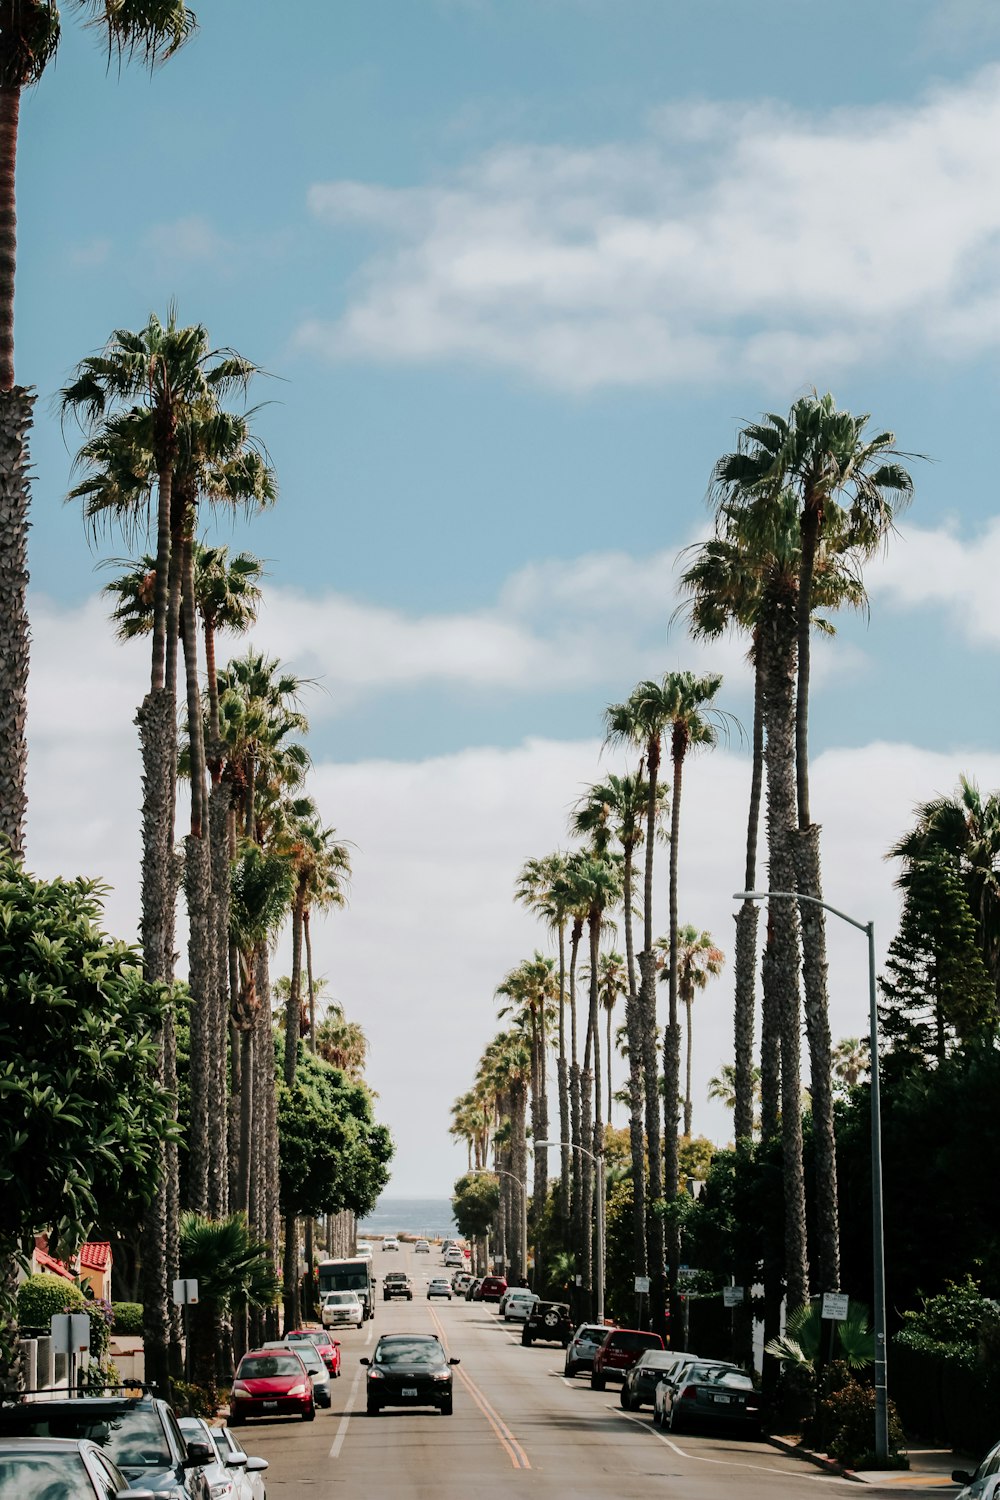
[367,1401,380,1417]
[440,1399,453,1415]
[303,1404,315,1422]
[619,1387,630,1409]
[668,1407,682,1433]
[543,1311,560,1330]
[591,1373,605,1391]
[357,1321,363,1329]
[228,1413,243,1427]
[521,1332,532,1347]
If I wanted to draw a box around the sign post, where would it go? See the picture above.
[51,1313,91,1396]
[172,1279,199,1384]
[634,1275,650,1330]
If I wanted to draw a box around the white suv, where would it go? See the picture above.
[322,1291,364,1329]
[382,1236,400,1252]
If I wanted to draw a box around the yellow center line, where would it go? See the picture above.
[427,1305,531,1470]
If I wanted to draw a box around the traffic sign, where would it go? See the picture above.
[723,1285,744,1307]
[634,1275,650,1294]
[822,1292,850,1321]
[172,1278,199,1306]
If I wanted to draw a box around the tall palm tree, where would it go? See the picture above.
[666,927,724,1138]
[595,952,627,1128]
[0,1,194,859]
[496,953,557,1286]
[193,544,265,774]
[715,394,915,1293]
[315,1000,369,1080]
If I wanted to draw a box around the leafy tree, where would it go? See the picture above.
[178,1212,279,1385]
[451,1174,500,1242]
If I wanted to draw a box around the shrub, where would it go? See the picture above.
[16,1274,86,1331]
[111,1303,144,1336]
[820,1376,906,1469]
[169,1379,219,1418]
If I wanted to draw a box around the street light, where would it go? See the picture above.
[470,1167,527,1281]
[734,888,888,1465]
[536,1139,606,1324]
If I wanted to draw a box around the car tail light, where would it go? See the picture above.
[681,1386,699,1400]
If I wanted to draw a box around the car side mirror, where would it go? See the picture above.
[952,1473,972,1485]
[182,1441,214,1468]
[226,1452,247,1466]
[359,1356,371,1366]
[449,1357,460,1365]
[245,1457,268,1473]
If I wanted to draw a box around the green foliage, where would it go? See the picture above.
[111,1303,144,1336]
[16,1274,85,1330]
[765,1299,874,1372]
[819,1376,906,1468]
[0,858,175,1277]
[451,1174,500,1240]
[277,1045,392,1220]
[178,1213,279,1312]
[678,1135,715,1186]
[169,1379,219,1419]
[895,1276,998,1353]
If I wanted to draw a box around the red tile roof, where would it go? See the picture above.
[79,1243,111,1273]
[35,1249,75,1282]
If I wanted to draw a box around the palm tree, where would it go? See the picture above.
[831,1037,869,1090]
[0,1,194,859]
[496,953,557,1286]
[178,1210,279,1382]
[664,927,724,1137]
[707,1061,761,1126]
[301,829,351,1052]
[715,394,915,1294]
[596,952,628,1128]
[315,1000,369,1080]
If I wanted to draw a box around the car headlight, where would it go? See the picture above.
[433,1373,451,1381]
[209,1483,235,1499]
[288,1383,308,1397]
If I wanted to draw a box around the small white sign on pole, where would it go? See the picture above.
[172,1278,199,1306]
[723,1285,744,1307]
[822,1292,850,1321]
[634,1276,650,1295]
[50,1313,91,1356]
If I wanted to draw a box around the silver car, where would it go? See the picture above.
[262,1340,332,1406]
[954,1439,1000,1500]
[179,1418,269,1500]
[564,1323,610,1376]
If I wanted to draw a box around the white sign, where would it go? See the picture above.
[50,1313,91,1356]
[723,1286,744,1307]
[172,1278,199,1306]
[634,1276,650,1294]
[822,1292,850,1321]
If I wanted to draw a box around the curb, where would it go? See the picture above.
[765,1433,861,1482]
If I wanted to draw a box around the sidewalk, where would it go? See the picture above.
[769,1435,965,1488]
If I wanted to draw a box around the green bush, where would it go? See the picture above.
[820,1376,906,1469]
[111,1303,144,1336]
[16,1274,86,1330]
[169,1379,219,1418]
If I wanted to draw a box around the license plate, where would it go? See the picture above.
[263,1400,278,1409]
[712,1393,732,1404]
[402,1387,418,1397]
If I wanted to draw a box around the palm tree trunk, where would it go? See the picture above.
[304,908,316,1052]
[662,742,685,1301]
[180,532,207,838]
[151,464,175,694]
[208,782,231,1218]
[557,921,571,1242]
[622,839,647,1278]
[184,831,213,1213]
[683,986,694,1138]
[204,614,223,783]
[163,1007,183,1378]
[284,892,305,1088]
[640,743,666,1328]
[606,1003,613,1128]
[568,919,583,1254]
[588,912,603,1145]
[0,385,32,857]
[734,648,764,1144]
[0,86,20,393]
[282,1214,299,1333]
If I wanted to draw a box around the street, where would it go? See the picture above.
[235,1246,949,1498]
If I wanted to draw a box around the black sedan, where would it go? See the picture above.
[660,1364,761,1435]
[362,1334,460,1415]
[619,1349,686,1410]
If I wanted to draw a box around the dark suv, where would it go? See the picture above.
[383,1272,413,1301]
[0,1393,212,1498]
[590,1328,664,1389]
[521,1301,574,1348]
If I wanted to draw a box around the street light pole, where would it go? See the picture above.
[537,1139,605,1324]
[734,889,889,1465]
[471,1167,527,1282]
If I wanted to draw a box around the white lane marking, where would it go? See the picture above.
[329,1367,363,1459]
[614,1408,854,1482]
[365,1325,373,1346]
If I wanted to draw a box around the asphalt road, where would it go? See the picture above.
[233,1245,943,1498]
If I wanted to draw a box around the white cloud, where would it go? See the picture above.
[869,516,1000,648]
[143,215,231,264]
[299,65,1000,389]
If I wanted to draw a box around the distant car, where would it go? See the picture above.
[590,1327,664,1388]
[954,1438,1000,1500]
[322,1290,365,1329]
[263,1339,332,1406]
[659,1364,761,1435]
[284,1327,342,1377]
[477,1275,508,1303]
[0,1437,160,1500]
[620,1349,691,1410]
[383,1271,414,1301]
[443,1247,465,1268]
[0,1392,210,1497]
[230,1347,315,1423]
[521,1300,574,1347]
[179,1417,269,1500]
[500,1288,538,1322]
[452,1271,473,1295]
[362,1334,460,1416]
[414,1239,431,1254]
[356,1241,374,1261]
[652,1355,739,1426]
[427,1278,453,1299]
[382,1236,400,1252]
[564,1322,611,1375]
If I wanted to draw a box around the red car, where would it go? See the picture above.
[284,1327,342,1377]
[230,1346,315,1422]
[476,1275,508,1303]
[590,1328,664,1389]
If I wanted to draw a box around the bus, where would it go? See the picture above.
[317,1257,375,1319]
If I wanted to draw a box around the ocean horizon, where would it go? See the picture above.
[359,1196,456,1239]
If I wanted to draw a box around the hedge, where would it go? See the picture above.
[16,1273,86,1330]
[111,1303,144,1336]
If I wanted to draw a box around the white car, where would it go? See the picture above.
[322,1290,364,1329]
[356,1241,373,1260]
[500,1288,539,1321]
[443,1247,465,1267]
[414,1239,431,1254]
[427,1278,453,1300]
[954,1439,1000,1500]
[179,1417,269,1500]
[382,1236,400,1252]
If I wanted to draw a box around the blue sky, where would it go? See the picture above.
[20,0,1000,1192]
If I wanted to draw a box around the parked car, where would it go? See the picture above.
[361,1334,460,1416]
[521,1301,574,1347]
[953,1439,1000,1500]
[659,1364,761,1435]
[383,1272,414,1301]
[619,1349,688,1410]
[262,1340,332,1407]
[590,1328,664,1388]
[382,1237,400,1252]
[414,1239,431,1254]
[452,1272,473,1295]
[230,1348,315,1424]
[283,1328,342,1377]
[465,1278,483,1301]
[0,1392,211,1498]
[564,1323,611,1375]
[476,1275,508,1303]
[0,1437,160,1500]
[652,1355,739,1427]
[427,1278,453,1300]
[322,1290,365,1329]
[443,1247,465,1267]
[500,1288,538,1321]
[178,1417,269,1500]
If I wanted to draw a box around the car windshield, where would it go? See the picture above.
[325,1293,358,1305]
[609,1332,660,1352]
[636,1352,676,1370]
[238,1355,302,1378]
[275,1344,321,1372]
[375,1340,441,1367]
[0,1452,94,1499]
